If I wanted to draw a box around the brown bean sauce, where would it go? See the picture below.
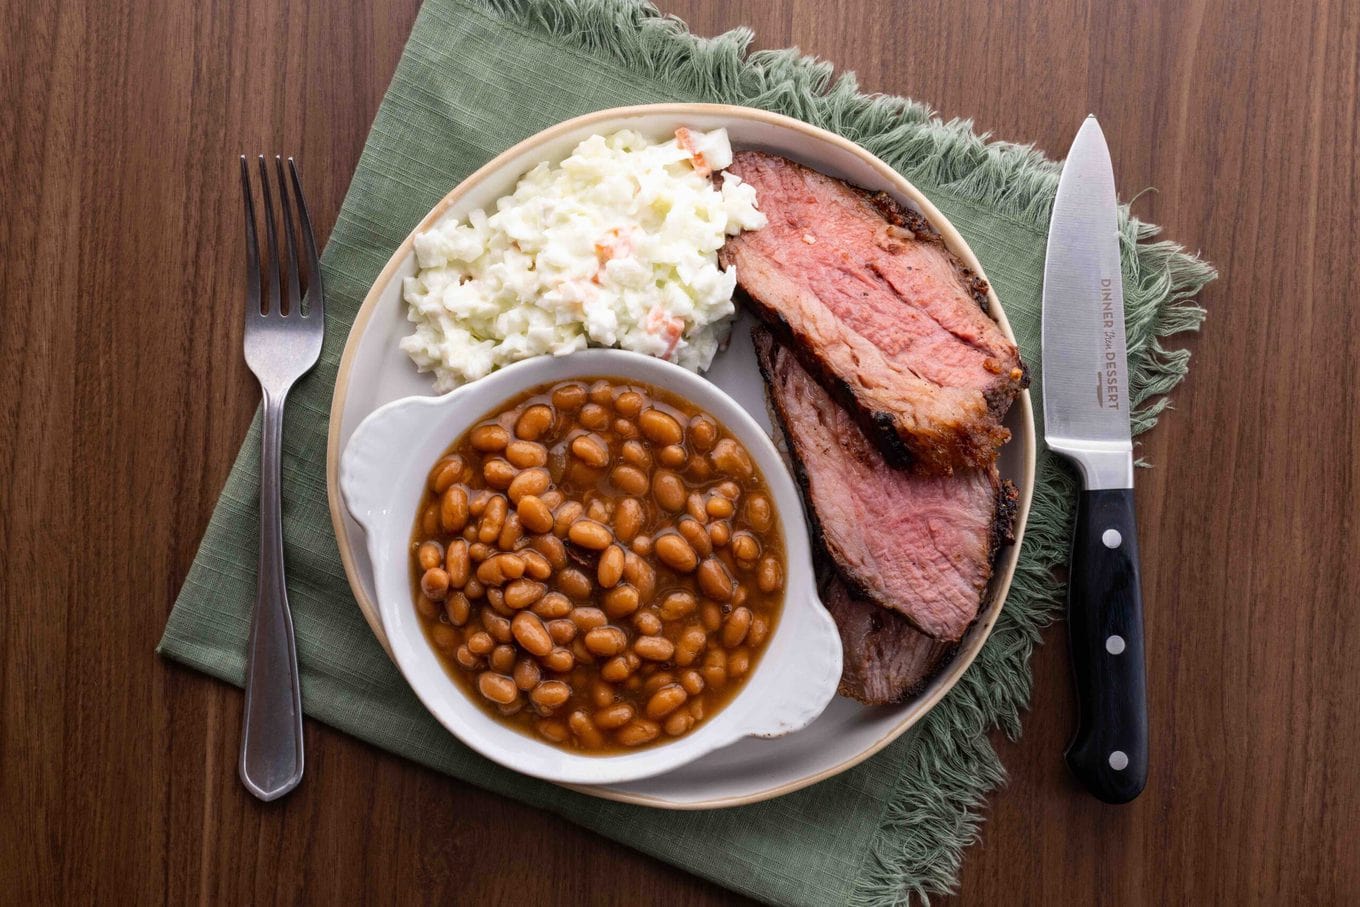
[409,377,785,753]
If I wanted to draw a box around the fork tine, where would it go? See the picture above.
[287,158,324,319]
[257,156,283,315]
[240,157,263,317]
[273,156,303,318]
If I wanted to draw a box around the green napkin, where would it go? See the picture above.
[158,0,1214,902]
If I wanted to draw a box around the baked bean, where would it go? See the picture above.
[469,542,492,564]
[557,567,592,600]
[700,600,723,633]
[664,711,695,736]
[468,488,492,517]
[546,618,577,645]
[593,702,635,730]
[716,480,741,500]
[552,383,587,411]
[612,497,644,542]
[616,719,660,747]
[569,606,608,631]
[470,424,509,452]
[475,554,508,586]
[514,657,541,691]
[429,455,467,492]
[430,624,458,650]
[614,391,645,418]
[710,439,753,478]
[415,594,440,620]
[420,567,450,601]
[633,611,662,636]
[586,499,610,523]
[455,645,481,671]
[658,444,687,467]
[731,532,761,563]
[445,592,471,626]
[654,532,698,573]
[519,549,553,581]
[680,669,705,696]
[684,454,712,482]
[505,578,545,610]
[478,672,517,705]
[599,655,636,682]
[613,418,639,440]
[421,503,440,538]
[747,613,770,647]
[536,718,570,742]
[701,665,728,691]
[483,613,513,644]
[688,699,706,721]
[505,439,548,469]
[514,404,554,441]
[687,414,719,452]
[728,647,751,678]
[506,467,548,505]
[584,626,627,657]
[553,501,584,537]
[707,520,731,548]
[610,464,649,496]
[478,494,507,544]
[638,409,683,446]
[659,591,698,621]
[675,625,707,666]
[569,710,606,747]
[645,683,687,719]
[570,433,609,468]
[466,631,494,656]
[722,606,753,647]
[482,458,517,491]
[602,584,640,618]
[567,518,612,551]
[490,644,517,673]
[679,517,713,557]
[417,540,444,571]
[620,439,651,469]
[698,558,735,602]
[464,577,485,600]
[588,380,614,406]
[597,544,625,588]
[507,611,551,656]
[634,635,675,662]
[758,557,784,593]
[543,647,575,673]
[529,679,572,712]
[590,679,618,708]
[686,493,709,524]
[631,534,652,556]
[530,592,572,621]
[445,539,470,587]
[745,494,774,532]
[440,486,469,533]
[530,533,568,570]
[652,470,686,512]
[497,511,523,551]
[578,403,610,430]
[539,489,564,510]
[485,587,509,615]
[643,672,676,695]
[622,553,656,602]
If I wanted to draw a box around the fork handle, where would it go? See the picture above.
[239,389,305,801]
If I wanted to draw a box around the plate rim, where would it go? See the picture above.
[324,102,1036,810]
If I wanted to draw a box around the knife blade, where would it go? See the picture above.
[1042,115,1148,804]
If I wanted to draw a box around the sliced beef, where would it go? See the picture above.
[755,328,1017,642]
[821,574,955,705]
[723,151,1028,474]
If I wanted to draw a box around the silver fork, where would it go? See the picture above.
[238,155,324,801]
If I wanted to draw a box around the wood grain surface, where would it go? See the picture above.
[2,0,1357,902]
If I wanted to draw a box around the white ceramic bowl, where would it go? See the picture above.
[338,348,843,785]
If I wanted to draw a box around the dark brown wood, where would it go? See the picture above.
[2,0,1356,902]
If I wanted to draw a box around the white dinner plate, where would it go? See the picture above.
[325,103,1035,809]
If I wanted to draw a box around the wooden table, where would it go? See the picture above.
[3,0,1356,902]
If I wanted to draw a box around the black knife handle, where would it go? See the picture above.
[1064,487,1148,803]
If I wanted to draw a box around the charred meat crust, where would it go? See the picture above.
[866,192,993,314]
[733,284,1002,475]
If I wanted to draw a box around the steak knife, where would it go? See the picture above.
[1042,116,1147,804]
